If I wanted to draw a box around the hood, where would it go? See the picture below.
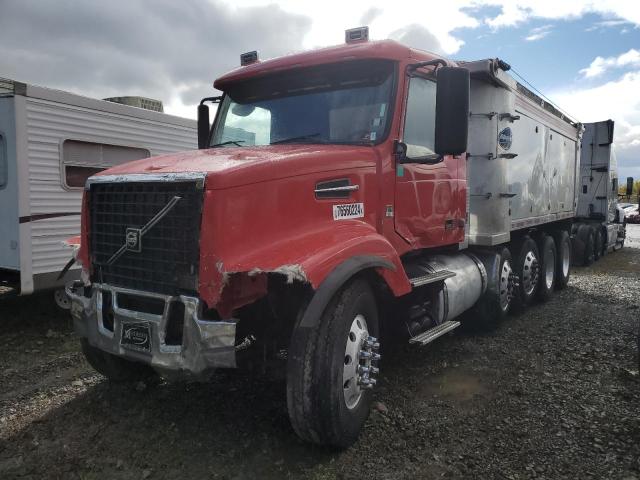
[97,145,376,190]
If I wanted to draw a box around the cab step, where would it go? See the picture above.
[409,270,456,288]
[409,320,461,346]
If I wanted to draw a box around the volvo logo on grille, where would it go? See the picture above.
[105,195,182,266]
[125,228,142,252]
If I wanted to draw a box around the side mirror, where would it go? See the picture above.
[434,67,469,156]
[197,103,210,149]
[627,176,634,196]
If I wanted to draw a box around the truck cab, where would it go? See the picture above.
[67,28,622,448]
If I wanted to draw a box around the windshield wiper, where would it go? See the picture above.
[211,140,245,147]
[270,133,324,145]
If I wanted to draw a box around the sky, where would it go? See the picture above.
[1,0,639,180]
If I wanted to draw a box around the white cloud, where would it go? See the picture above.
[480,0,640,29]
[579,48,640,78]
[551,71,640,179]
[524,25,552,41]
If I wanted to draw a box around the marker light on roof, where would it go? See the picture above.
[240,51,259,66]
[345,27,369,44]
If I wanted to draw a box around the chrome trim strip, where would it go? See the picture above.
[314,184,359,193]
[85,172,207,190]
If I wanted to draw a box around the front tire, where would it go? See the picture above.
[286,278,380,448]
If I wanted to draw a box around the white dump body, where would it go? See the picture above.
[463,60,581,246]
[0,79,196,294]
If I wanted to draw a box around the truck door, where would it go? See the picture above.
[394,75,465,249]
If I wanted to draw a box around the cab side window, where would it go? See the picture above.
[403,77,436,158]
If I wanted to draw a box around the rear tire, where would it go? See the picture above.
[594,228,604,261]
[81,339,157,383]
[286,278,380,448]
[512,236,540,311]
[537,235,557,302]
[553,230,571,290]
[583,228,595,266]
[52,288,72,314]
[467,247,514,331]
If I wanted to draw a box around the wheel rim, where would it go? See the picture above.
[342,314,379,410]
[54,288,71,310]
[545,249,555,289]
[561,241,570,278]
[499,259,514,312]
[522,250,539,296]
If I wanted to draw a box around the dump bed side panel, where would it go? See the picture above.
[467,65,579,246]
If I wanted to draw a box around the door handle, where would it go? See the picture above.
[314,185,359,194]
[315,179,359,199]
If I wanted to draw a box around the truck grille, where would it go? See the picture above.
[89,180,204,295]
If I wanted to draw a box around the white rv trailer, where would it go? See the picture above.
[0,78,196,307]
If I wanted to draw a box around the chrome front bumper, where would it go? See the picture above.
[66,282,237,375]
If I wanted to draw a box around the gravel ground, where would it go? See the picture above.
[1,228,639,480]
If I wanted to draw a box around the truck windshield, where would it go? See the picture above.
[211,60,395,147]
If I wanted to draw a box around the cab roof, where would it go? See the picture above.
[213,39,450,91]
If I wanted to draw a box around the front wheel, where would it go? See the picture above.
[286,278,380,448]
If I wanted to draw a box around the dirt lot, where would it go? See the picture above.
[1,227,640,480]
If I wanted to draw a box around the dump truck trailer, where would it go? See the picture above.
[0,79,196,308]
[67,28,626,448]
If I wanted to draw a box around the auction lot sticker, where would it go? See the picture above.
[333,203,364,220]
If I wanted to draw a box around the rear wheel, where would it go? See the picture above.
[467,247,514,330]
[81,339,157,383]
[554,230,571,290]
[53,288,72,313]
[583,228,595,266]
[594,228,604,261]
[512,236,540,311]
[537,235,557,301]
[286,278,380,448]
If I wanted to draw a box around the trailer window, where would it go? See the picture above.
[403,77,437,158]
[62,140,150,188]
[0,133,5,189]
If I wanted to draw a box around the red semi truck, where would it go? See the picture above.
[67,27,626,447]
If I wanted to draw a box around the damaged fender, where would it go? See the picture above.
[199,222,412,309]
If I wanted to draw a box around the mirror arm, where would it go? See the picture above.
[406,59,447,77]
[200,96,222,105]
